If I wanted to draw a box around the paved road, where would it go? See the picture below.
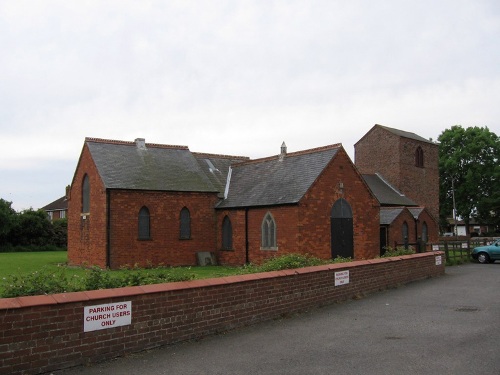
[56,263,500,375]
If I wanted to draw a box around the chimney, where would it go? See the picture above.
[135,138,146,150]
[279,142,287,161]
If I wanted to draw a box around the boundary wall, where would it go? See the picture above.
[0,252,445,375]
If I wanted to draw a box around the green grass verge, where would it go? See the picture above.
[0,252,347,297]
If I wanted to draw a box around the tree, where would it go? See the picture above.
[10,209,53,246]
[438,126,500,234]
[0,198,17,245]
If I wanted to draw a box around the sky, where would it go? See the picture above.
[1,0,500,211]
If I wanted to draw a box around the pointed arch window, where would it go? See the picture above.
[261,212,277,250]
[82,174,90,213]
[222,215,233,250]
[180,207,191,239]
[402,221,409,242]
[415,146,424,167]
[138,206,150,240]
[422,221,428,243]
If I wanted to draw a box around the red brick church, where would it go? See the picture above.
[67,124,439,269]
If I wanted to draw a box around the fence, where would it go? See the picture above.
[431,237,498,264]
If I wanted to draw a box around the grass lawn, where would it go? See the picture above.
[0,251,69,276]
[0,251,245,297]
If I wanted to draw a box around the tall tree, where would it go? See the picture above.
[0,199,17,245]
[438,126,500,234]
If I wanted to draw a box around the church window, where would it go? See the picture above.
[138,206,151,240]
[261,212,277,249]
[222,215,233,250]
[180,207,191,239]
[415,146,424,167]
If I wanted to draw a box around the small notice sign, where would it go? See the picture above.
[435,256,442,266]
[84,301,132,332]
[335,270,349,286]
[432,244,440,251]
[461,242,468,249]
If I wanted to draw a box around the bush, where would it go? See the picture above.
[1,267,78,298]
[247,253,327,273]
[381,246,416,257]
[0,265,197,297]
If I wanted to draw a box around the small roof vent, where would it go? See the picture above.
[135,138,146,150]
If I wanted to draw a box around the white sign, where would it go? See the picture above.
[435,256,442,266]
[84,301,132,332]
[335,270,349,286]
[432,244,440,251]
[461,242,468,249]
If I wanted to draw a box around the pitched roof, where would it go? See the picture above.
[380,207,405,225]
[355,124,436,146]
[408,207,424,219]
[41,196,68,211]
[362,173,417,206]
[217,144,341,209]
[86,138,247,193]
[377,124,434,143]
[193,153,250,197]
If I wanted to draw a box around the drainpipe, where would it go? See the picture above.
[245,207,249,264]
[106,190,111,268]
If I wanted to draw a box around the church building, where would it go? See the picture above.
[67,124,438,268]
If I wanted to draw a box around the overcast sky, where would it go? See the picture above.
[1,1,500,211]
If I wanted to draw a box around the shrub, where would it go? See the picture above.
[1,267,77,298]
[248,253,327,273]
[381,246,415,257]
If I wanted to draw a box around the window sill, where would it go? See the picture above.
[260,247,278,251]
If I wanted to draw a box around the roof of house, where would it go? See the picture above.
[86,138,248,194]
[41,196,68,211]
[362,173,417,206]
[217,144,342,209]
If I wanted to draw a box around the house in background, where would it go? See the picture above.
[41,193,68,222]
[67,124,439,269]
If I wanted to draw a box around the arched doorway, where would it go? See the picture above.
[331,198,354,259]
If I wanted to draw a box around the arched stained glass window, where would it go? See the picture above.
[261,212,277,249]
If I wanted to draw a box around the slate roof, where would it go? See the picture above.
[217,144,341,209]
[378,124,434,143]
[380,207,405,225]
[86,138,247,193]
[362,173,417,206]
[355,124,436,146]
[41,196,68,211]
[193,153,249,196]
[408,207,424,219]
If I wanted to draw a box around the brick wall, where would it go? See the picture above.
[68,144,108,268]
[0,252,444,375]
[217,148,380,265]
[108,190,219,268]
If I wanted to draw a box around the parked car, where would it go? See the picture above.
[471,239,500,264]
